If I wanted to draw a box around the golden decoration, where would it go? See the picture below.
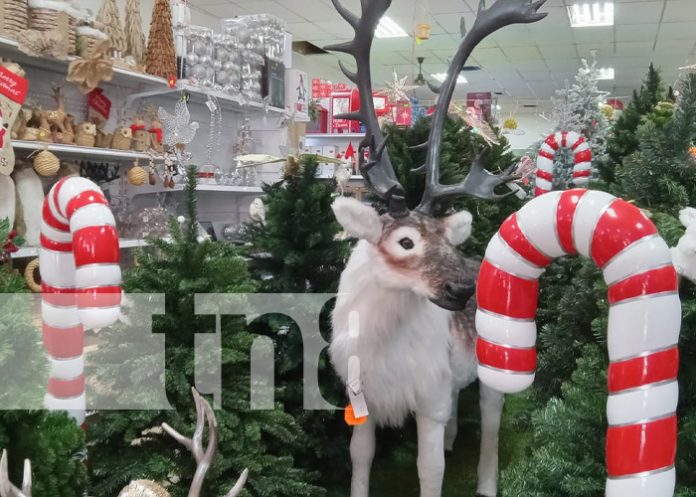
[416,22,431,41]
[503,117,518,130]
[601,104,614,120]
[127,165,148,186]
[33,149,60,176]
[24,258,41,293]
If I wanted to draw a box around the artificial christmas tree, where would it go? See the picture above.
[604,63,664,182]
[124,0,146,67]
[533,58,611,191]
[242,156,351,483]
[145,0,177,80]
[96,0,127,57]
[87,167,324,497]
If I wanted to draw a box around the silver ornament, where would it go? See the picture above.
[199,54,212,66]
[213,59,222,70]
[185,52,199,65]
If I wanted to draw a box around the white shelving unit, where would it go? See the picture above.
[305,133,365,140]
[129,184,264,196]
[12,238,149,259]
[13,140,163,162]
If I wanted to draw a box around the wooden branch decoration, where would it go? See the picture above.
[161,388,248,497]
[0,450,32,497]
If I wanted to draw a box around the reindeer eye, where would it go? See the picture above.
[399,238,414,250]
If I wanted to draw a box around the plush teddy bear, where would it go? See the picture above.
[671,207,696,284]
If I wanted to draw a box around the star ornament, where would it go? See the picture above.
[379,68,419,103]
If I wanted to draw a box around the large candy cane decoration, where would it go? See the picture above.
[40,177,122,425]
[476,189,680,497]
[535,131,592,197]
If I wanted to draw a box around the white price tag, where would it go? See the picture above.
[348,388,369,419]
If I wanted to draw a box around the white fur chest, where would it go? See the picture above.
[331,242,456,426]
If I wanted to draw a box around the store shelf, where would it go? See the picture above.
[305,133,365,140]
[126,83,286,115]
[130,183,263,196]
[13,141,162,162]
[317,174,364,180]
[0,35,168,88]
[12,238,149,259]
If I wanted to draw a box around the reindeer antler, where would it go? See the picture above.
[416,0,547,214]
[161,388,247,497]
[0,450,32,497]
[324,0,409,218]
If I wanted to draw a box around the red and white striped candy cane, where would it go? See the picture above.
[40,177,122,425]
[535,131,593,197]
[476,189,680,497]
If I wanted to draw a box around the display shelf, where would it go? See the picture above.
[126,83,286,115]
[304,133,365,140]
[13,141,163,162]
[130,183,263,196]
[12,238,149,259]
[0,35,168,88]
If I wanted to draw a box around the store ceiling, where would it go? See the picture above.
[188,0,696,105]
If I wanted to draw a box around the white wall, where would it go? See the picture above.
[501,112,554,153]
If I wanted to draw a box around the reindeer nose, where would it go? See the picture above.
[444,282,476,303]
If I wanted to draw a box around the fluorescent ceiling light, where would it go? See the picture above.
[567,2,614,27]
[596,67,615,80]
[431,73,468,84]
[375,16,409,38]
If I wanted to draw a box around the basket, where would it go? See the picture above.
[76,25,108,58]
[1,0,29,39]
[27,0,77,55]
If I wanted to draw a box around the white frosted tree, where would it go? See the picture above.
[532,58,611,190]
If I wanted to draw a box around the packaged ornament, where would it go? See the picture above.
[213,34,241,95]
[184,25,214,88]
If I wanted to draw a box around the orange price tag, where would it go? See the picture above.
[344,404,368,426]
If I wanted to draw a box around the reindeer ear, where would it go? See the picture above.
[332,197,382,244]
[444,210,473,245]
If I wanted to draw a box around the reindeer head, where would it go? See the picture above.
[326,0,547,310]
[334,197,475,310]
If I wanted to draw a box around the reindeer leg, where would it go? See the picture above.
[350,416,375,497]
[415,415,446,497]
[475,383,505,497]
[444,389,459,452]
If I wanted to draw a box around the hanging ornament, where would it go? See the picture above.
[33,149,60,177]
[128,162,148,186]
[158,96,200,148]
[503,117,518,131]
[379,68,419,103]
[600,104,614,120]
[453,105,499,146]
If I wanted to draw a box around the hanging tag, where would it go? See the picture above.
[346,356,368,420]
[347,388,369,420]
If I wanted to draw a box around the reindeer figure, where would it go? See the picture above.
[326,1,547,496]
[0,450,32,497]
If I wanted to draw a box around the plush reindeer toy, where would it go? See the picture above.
[326,1,547,497]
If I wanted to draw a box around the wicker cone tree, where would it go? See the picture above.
[145,0,177,79]
[124,0,146,67]
[96,0,126,56]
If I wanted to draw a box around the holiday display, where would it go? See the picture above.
[212,34,240,94]
[534,131,592,196]
[96,0,126,58]
[0,63,29,175]
[325,1,546,496]
[184,26,215,88]
[145,0,177,80]
[40,176,122,425]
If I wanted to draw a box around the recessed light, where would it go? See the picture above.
[431,73,467,84]
[376,16,409,38]
[567,2,614,27]
[597,67,615,80]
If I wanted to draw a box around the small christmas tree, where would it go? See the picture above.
[535,58,611,190]
[96,0,127,56]
[88,167,324,497]
[124,0,146,67]
[242,156,352,483]
[604,63,664,182]
[145,0,177,79]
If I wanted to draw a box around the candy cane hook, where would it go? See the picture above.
[476,189,680,497]
[40,177,122,425]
